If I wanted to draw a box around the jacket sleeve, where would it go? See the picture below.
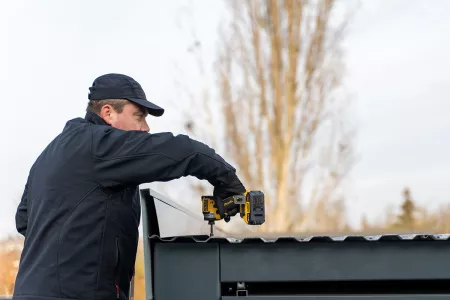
[90,127,245,194]
[16,181,29,237]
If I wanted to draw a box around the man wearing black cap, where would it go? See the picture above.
[13,73,246,300]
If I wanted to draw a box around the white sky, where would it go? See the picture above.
[1,0,449,238]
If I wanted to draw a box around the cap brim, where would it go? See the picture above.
[127,97,164,117]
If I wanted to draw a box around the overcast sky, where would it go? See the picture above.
[1,0,449,238]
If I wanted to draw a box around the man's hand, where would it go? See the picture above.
[212,170,246,221]
[214,196,241,222]
[213,176,246,200]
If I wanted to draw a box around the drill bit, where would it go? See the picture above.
[208,220,214,237]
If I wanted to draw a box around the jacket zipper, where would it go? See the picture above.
[115,237,121,299]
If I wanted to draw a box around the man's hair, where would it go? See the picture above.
[86,99,129,114]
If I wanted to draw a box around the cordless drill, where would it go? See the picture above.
[201,190,265,236]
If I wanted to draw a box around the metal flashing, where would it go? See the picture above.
[149,233,450,243]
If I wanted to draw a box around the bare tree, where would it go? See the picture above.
[0,236,23,296]
[177,0,357,233]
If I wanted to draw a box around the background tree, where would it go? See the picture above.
[385,187,440,233]
[132,240,146,300]
[0,236,23,296]
[397,187,416,229]
[178,0,358,233]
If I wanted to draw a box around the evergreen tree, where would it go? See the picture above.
[395,187,416,231]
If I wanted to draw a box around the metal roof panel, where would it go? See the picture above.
[149,233,450,243]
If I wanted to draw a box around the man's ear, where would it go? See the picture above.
[99,104,114,125]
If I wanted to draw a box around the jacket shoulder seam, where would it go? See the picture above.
[92,152,179,162]
[92,151,235,170]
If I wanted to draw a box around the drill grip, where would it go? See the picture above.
[201,195,238,222]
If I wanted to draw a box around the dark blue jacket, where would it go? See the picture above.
[13,111,245,300]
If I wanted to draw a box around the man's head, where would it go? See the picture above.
[86,73,164,132]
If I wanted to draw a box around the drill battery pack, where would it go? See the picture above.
[240,190,265,225]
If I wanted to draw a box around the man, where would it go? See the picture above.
[13,73,246,300]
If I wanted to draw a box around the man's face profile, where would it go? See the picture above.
[100,101,150,132]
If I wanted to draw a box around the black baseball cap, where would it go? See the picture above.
[88,73,164,117]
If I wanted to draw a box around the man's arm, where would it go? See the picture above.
[16,181,29,237]
[90,127,246,197]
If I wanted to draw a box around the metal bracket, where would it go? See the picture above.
[236,281,248,296]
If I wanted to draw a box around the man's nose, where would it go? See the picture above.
[141,120,150,132]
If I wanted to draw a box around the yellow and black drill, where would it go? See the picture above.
[201,190,265,236]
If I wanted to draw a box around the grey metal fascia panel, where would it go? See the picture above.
[219,241,450,282]
[148,234,450,282]
[153,243,221,300]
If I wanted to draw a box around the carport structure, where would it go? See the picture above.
[138,187,450,300]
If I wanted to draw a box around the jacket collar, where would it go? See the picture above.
[84,111,110,126]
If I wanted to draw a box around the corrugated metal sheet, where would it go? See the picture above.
[149,233,450,243]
